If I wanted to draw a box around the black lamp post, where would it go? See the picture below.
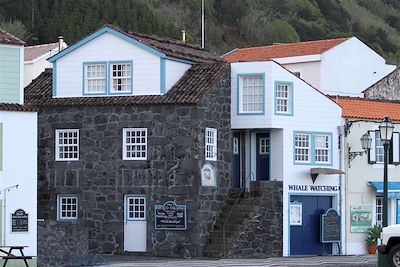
[379,117,394,227]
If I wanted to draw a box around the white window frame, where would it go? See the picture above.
[259,137,270,155]
[294,133,311,163]
[238,75,264,114]
[57,195,78,220]
[315,134,331,164]
[376,196,383,227]
[126,196,146,221]
[375,134,385,164]
[123,128,147,160]
[205,128,217,161]
[110,62,132,93]
[275,82,292,115]
[83,63,106,94]
[55,129,79,161]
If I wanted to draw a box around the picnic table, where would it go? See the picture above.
[0,246,32,267]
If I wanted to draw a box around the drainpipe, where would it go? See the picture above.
[338,124,345,255]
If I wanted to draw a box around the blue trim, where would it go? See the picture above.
[293,131,333,166]
[249,130,252,181]
[82,61,107,96]
[52,62,57,97]
[48,26,166,63]
[108,60,133,95]
[237,73,265,116]
[165,56,194,65]
[274,81,294,116]
[125,195,146,222]
[160,58,166,94]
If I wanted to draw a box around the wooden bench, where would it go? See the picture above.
[0,246,32,267]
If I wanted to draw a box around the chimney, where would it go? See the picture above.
[58,36,64,52]
[181,30,186,43]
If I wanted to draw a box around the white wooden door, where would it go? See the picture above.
[124,196,146,252]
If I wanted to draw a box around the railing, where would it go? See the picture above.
[222,171,254,257]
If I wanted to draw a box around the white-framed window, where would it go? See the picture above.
[275,82,292,115]
[123,128,147,160]
[110,62,131,93]
[55,129,79,161]
[233,138,239,155]
[315,134,331,163]
[259,137,270,155]
[376,135,385,164]
[294,133,310,163]
[126,196,146,221]
[205,128,217,161]
[84,63,106,94]
[57,195,78,220]
[239,75,264,113]
[376,197,383,227]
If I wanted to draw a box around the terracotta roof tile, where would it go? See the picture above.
[25,43,58,61]
[224,38,349,63]
[24,63,229,107]
[0,28,25,46]
[0,103,37,112]
[332,96,400,121]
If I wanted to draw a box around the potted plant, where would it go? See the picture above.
[365,225,382,254]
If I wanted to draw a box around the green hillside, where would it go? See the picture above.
[1,0,400,64]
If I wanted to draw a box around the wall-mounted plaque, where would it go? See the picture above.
[321,208,341,243]
[201,163,216,187]
[350,206,372,233]
[290,202,302,226]
[155,201,187,230]
[11,209,28,232]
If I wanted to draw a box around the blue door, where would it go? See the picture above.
[232,133,241,188]
[256,133,270,180]
[290,195,332,255]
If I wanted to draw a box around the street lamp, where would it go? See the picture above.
[379,117,394,227]
[348,133,372,167]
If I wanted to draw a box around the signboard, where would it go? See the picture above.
[155,201,187,230]
[201,163,217,187]
[321,209,340,243]
[350,206,372,233]
[290,202,302,226]
[11,209,28,232]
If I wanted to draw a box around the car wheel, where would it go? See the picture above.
[389,244,400,267]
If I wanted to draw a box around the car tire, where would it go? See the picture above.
[389,244,400,267]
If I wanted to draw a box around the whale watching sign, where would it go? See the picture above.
[155,201,187,230]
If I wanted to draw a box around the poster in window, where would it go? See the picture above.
[201,163,217,187]
[350,206,372,233]
[290,202,302,226]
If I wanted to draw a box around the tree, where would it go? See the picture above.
[0,20,28,40]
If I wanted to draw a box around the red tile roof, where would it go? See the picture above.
[224,38,349,63]
[0,28,25,46]
[25,63,229,107]
[25,43,58,61]
[332,96,400,121]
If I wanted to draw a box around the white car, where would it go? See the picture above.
[378,224,400,267]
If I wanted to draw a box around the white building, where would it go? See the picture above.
[0,28,37,258]
[224,37,395,97]
[334,96,400,255]
[230,60,343,256]
[24,38,67,87]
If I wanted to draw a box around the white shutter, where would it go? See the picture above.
[393,132,400,164]
[369,130,376,163]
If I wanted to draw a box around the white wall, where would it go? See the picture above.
[278,61,321,90]
[345,120,400,255]
[321,37,395,96]
[165,59,191,93]
[55,32,162,97]
[0,111,37,256]
[24,56,52,87]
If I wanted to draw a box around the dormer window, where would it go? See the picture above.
[84,63,106,94]
[110,62,132,93]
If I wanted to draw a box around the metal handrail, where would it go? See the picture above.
[222,171,254,257]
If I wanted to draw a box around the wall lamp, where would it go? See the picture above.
[348,133,372,167]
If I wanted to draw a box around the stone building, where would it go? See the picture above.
[363,67,400,100]
[25,25,233,265]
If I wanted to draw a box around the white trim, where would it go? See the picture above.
[123,128,147,160]
[110,62,132,93]
[125,196,146,221]
[57,195,78,220]
[205,127,217,161]
[55,129,79,161]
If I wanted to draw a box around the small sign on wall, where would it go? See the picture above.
[155,201,187,230]
[290,202,302,226]
[350,206,372,233]
[201,163,217,187]
[11,209,28,232]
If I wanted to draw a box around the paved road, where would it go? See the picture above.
[84,255,378,267]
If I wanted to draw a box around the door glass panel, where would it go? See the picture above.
[127,197,146,220]
[233,138,239,154]
[259,137,270,155]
